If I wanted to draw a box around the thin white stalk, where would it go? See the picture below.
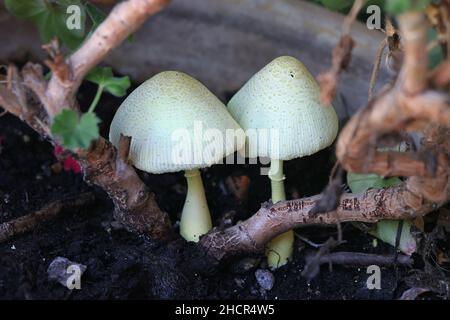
[180,169,212,242]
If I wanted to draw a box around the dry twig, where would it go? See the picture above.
[0,193,95,243]
[317,0,366,105]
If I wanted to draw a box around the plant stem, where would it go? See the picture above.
[266,159,294,269]
[88,85,104,113]
[269,159,286,202]
[180,169,212,242]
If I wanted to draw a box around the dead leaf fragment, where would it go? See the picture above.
[399,287,430,300]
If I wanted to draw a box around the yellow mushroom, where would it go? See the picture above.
[228,56,339,269]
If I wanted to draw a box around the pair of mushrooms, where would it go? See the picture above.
[109,56,338,269]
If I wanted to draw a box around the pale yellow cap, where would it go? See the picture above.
[227,56,339,160]
[109,71,245,173]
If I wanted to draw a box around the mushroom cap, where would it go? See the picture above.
[227,56,339,160]
[109,71,244,174]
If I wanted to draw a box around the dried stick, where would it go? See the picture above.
[199,177,449,262]
[303,250,412,281]
[398,13,428,94]
[342,0,366,35]
[368,38,387,100]
[316,252,412,267]
[0,193,95,243]
[318,0,365,105]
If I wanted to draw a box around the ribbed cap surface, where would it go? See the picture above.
[228,56,339,160]
[110,71,244,173]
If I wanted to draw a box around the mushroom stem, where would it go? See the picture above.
[180,169,212,242]
[266,159,294,269]
[268,159,286,202]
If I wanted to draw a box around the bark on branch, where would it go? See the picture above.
[337,12,450,182]
[199,176,449,262]
[317,0,365,105]
[46,0,170,115]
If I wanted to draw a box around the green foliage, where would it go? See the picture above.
[428,28,444,69]
[50,68,130,150]
[347,161,416,255]
[347,173,402,193]
[319,0,354,12]
[371,220,417,255]
[385,0,432,14]
[85,2,106,36]
[310,0,386,14]
[50,68,129,151]
[86,67,131,97]
[51,110,100,150]
[5,0,86,50]
[6,3,130,152]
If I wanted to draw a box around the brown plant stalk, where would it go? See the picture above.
[199,175,449,262]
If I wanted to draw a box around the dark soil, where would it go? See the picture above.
[0,83,449,300]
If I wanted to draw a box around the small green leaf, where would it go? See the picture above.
[320,0,354,12]
[428,28,444,70]
[347,173,403,193]
[86,67,131,97]
[385,0,431,14]
[347,171,416,255]
[85,3,106,33]
[370,220,417,255]
[51,110,100,150]
[5,0,87,50]
[385,0,410,14]
[4,0,46,20]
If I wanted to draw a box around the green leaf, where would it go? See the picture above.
[370,220,417,255]
[4,0,46,20]
[51,110,100,150]
[5,0,86,50]
[385,0,431,14]
[346,144,415,255]
[86,67,131,97]
[85,3,106,32]
[320,0,354,12]
[428,28,444,70]
[385,0,410,14]
[347,172,415,255]
[347,173,403,193]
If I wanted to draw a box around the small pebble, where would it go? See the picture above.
[110,221,124,230]
[255,269,275,291]
[234,278,245,288]
[47,257,87,289]
[372,238,378,248]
